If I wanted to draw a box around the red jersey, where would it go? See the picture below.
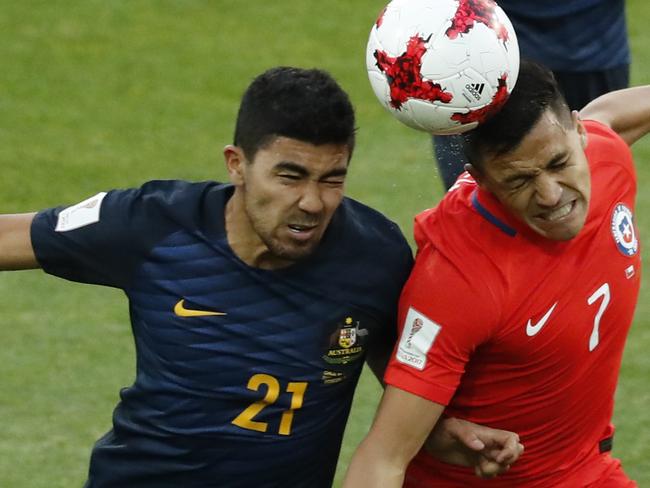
[384,121,640,486]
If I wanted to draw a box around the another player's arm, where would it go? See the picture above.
[343,385,444,487]
[343,385,524,487]
[0,213,39,270]
[423,415,523,477]
[580,86,650,146]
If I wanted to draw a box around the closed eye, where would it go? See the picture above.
[278,173,302,181]
[322,178,345,187]
[549,161,568,171]
[505,176,530,190]
[546,152,570,171]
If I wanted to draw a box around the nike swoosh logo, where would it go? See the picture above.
[174,299,227,317]
[526,302,558,337]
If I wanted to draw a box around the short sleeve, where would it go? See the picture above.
[384,242,502,406]
[30,181,192,289]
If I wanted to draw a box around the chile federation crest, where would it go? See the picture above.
[611,203,638,256]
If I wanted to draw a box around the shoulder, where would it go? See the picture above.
[121,179,228,211]
[333,197,412,262]
[104,179,231,230]
[338,197,406,239]
[413,183,511,295]
[415,182,500,255]
[306,198,413,318]
[584,119,628,147]
[583,122,637,225]
[396,243,503,377]
[55,179,231,249]
[584,120,635,180]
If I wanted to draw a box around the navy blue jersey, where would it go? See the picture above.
[498,0,629,71]
[31,181,413,488]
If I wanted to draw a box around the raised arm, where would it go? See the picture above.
[0,213,39,270]
[579,86,650,146]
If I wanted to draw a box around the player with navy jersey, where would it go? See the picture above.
[344,61,650,486]
[31,179,412,487]
[499,0,630,110]
[0,67,523,486]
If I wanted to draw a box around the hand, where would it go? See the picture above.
[423,417,524,479]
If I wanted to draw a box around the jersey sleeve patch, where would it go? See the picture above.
[395,307,441,371]
[55,192,107,232]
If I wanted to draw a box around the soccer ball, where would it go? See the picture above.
[366,0,520,134]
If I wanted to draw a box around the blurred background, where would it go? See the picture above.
[1,1,649,486]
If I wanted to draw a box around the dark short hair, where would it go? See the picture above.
[464,59,571,170]
[234,67,356,160]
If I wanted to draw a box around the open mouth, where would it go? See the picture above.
[288,223,317,233]
[287,223,319,241]
[537,200,575,222]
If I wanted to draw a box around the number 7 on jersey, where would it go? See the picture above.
[587,283,610,352]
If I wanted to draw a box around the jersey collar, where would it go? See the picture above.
[471,188,517,237]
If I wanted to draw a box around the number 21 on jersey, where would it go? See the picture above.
[232,374,308,436]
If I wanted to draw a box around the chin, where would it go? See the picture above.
[272,243,318,263]
[551,231,580,241]
[533,224,583,241]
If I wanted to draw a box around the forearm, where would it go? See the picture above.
[424,416,525,478]
[343,437,406,488]
[0,213,39,270]
[343,386,444,487]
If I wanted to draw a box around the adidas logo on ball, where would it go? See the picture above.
[465,83,485,100]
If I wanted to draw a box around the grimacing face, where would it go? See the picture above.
[225,136,349,268]
[472,110,591,241]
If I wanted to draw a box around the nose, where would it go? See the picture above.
[534,173,563,208]
[298,182,324,214]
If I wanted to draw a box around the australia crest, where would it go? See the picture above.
[322,316,368,365]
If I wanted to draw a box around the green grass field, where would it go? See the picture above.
[1,1,649,486]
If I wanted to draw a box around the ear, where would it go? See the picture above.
[223,145,247,186]
[464,163,485,187]
[572,110,588,149]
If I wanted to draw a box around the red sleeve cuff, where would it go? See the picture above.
[384,366,456,406]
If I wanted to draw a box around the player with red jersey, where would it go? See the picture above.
[343,60,650,486]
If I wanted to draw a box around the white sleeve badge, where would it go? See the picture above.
[396,307,441,371]
[55,192,107,232]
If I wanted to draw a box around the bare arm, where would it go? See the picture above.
[580,86,650,146]
[0,213,40,270]
[364,346,523,477]
[424,416,523,478]
[343,385,445,488]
